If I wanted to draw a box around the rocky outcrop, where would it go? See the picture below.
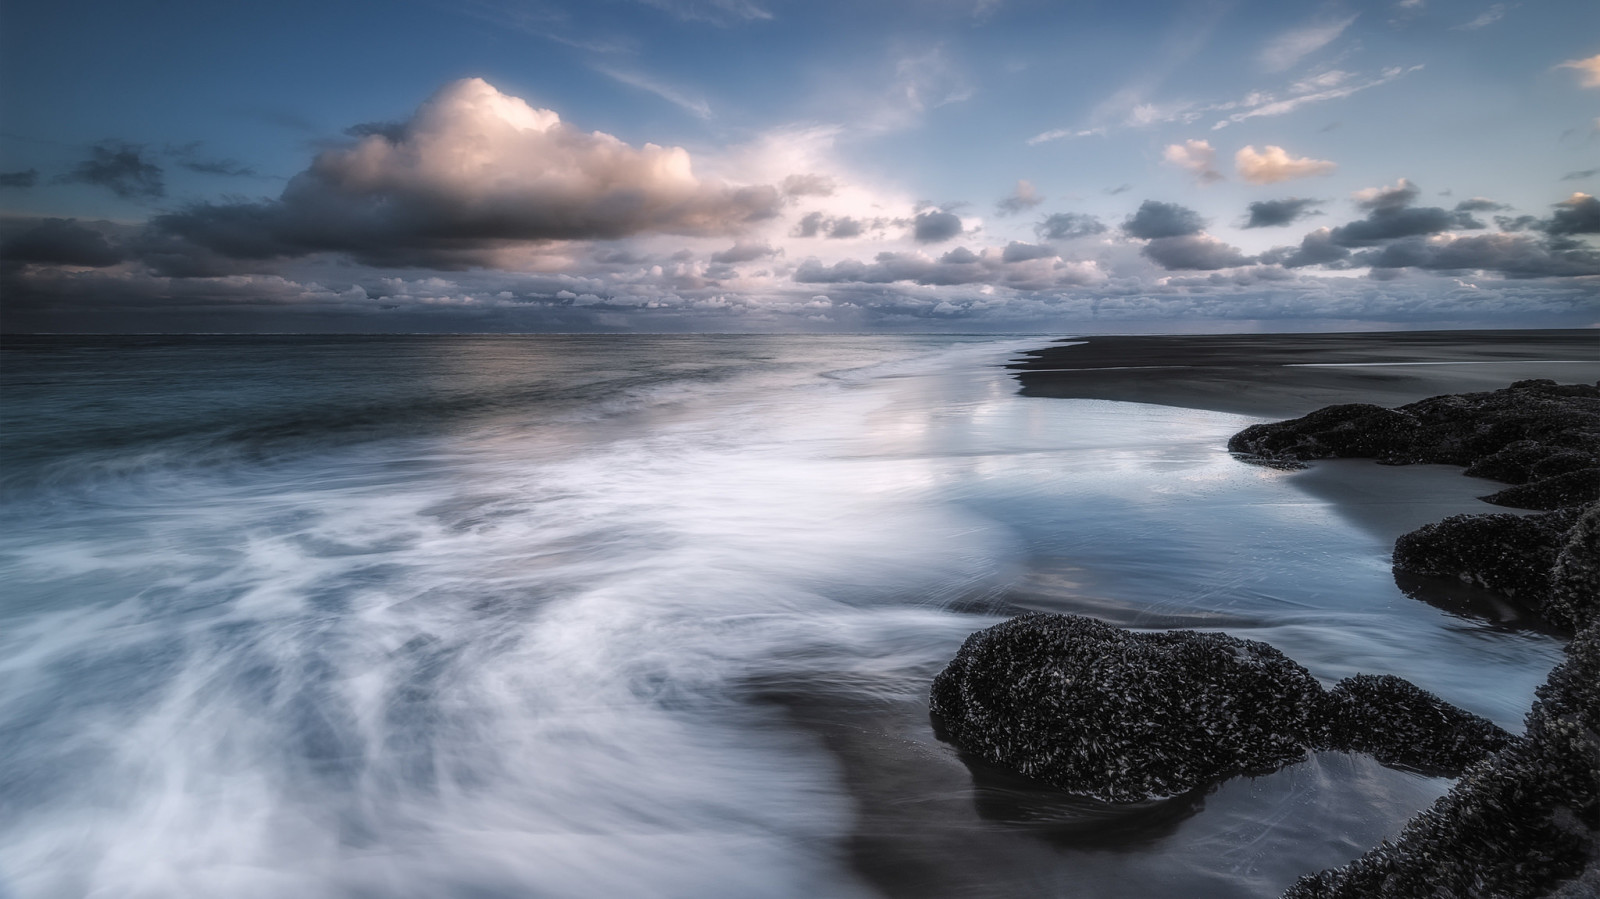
[1392,506,1584,620]
[1227,380,1600,510]
[1283,624,1600,899]
[929,613,1508,803]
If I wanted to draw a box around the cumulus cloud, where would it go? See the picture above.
[1123,200,1205,238]
[1560,54,1600,88]
[1243,197,1322,228]
[0,218,125,268]
[0,170,39,188]
[1547,192,1600,235]
[912,209,963,243]
[56,141,165,200]
[1261,227,1351,267]
[1359,232,1600,278]
[1260,14,1359,72]
[155,79,782,268]
[1142,234,1254,270]
[996,180,1044,214]
[1234,145,1337,184]
[1353,178,1422,212]
[1034,212,1107,240]
[1454,197,1511,212]
[1163,140,1223,184]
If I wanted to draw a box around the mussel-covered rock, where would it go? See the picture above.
[1313,674,1513,775]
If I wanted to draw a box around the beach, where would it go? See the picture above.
[0,330,1594,898]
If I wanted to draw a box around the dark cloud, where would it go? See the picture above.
[0,218,124,268]
[1105,184,1132,195]
[710,241,777,263]
[1454,197,1510,213]
[1034,212,1106,241]
[996,180,1043,215]
[1359,233,1600,278]
[345,121,408,142]
[1142,234,1253,270]
[912,210,963,243]
[829,217,866,238]
[793,247,1100,289]
[1123,200,1204,239]
[1546,193,1600,235]
[56,141,165,200]
[1260,228,1351,268]
[154,79,783,268]
[782,173,836,197]
[0,169,39,188]
[1495,214,1540,232]
[181,158,258,177]
[793,213,876,239]
[1560,169,1598,182]
[1329,206,1466,246]
[1243,198,1321,229]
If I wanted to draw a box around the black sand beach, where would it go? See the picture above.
[1011,329,1597,418]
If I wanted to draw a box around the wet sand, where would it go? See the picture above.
[1010,329,1597,418]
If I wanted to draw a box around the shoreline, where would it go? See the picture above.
[1009,329,1598,418]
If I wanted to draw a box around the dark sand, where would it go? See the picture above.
[1010,329,1598,419]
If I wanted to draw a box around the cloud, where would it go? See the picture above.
[0,218,125,268]
[593,66,713,119]
[633,0,773,25]
[1331,207,1464,246]
[793,246,1102,289]
[1546,192,1600,235]
[1561,168,1598,182]
[710,240,778,263]
[1142,234,1254,270]
[1454,197,1510,212]
[1212,65,1423,130]
[1454,3,1512,30]
[912,209,963,243]
[1260,227,1351,267]
[55,141,165,200]
[1259,14,1359,73]
[996,180,1044,214]
[1359,232,1600,278]
[1558,53,1600,88]
[1163,140,1223,184]
[782,173,836,197]
[1123,200,1204,238]
[1034,212,1107,240]
[154,79,782,268]
[1234,145,1336,184]
[1243,197,1322,228]
[0,170,39,188]
[1353,178,1422,212]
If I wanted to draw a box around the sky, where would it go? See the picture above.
[1,0,1597,333]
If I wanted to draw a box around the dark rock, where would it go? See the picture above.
[1283,624,1600,899]
[929,614,1322,802]
[930,614,1512,804]
[1228,381,1600,508]
[1313,674,1512,776]
[1392,505,1588,624]
[1482,468,1600,511]
[1548,504,1600,634]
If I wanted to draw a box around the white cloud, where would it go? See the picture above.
[1558,53,1600,88]
[1212,65,1423,129]
[1453,3,1513,30]
[1235,145,1337,184]
[592,66,714,119]
[1259,15,1359,73]
[1163,140,1224,184]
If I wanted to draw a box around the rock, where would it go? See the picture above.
[1392,506,1583,606]
[1482,468,1600,511]
[1313,674,1513,776]
[1283,624,1600,899]
[930,614,1510,803]
[1548,504,1600,633]
[929,613,1322,802]
[1227,381,1600,505]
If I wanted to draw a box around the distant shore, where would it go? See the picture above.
[1009,329,1598,418]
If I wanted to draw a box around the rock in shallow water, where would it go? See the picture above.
[929,613,1508,804]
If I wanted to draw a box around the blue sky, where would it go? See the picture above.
[1,0,1596,332]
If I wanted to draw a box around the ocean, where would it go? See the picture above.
[0,334,1566,898]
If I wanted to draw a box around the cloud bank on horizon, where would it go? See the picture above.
[1,0,1597,332]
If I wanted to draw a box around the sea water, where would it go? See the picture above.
[0,335,1566,898]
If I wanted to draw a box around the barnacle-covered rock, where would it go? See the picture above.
[1313,674,1512,776]
[1547,504,1600,632]
[1227,380,1600,498]
[929,613,1322,802]
[929,614,1511,804]
[1283,625,1600,899]
[1392,506,1583,606]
